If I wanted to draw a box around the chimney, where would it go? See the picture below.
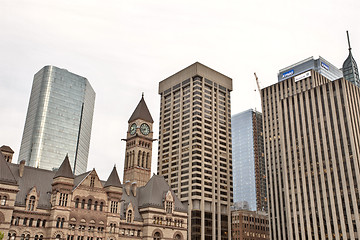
[132,182,137,197]
[19,160,25,177]
[125,181,131,196]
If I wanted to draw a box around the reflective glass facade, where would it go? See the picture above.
[232,109,266,211]
[18,66,95,174]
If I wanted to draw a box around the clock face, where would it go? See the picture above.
[140,123,150,135]
[130,123,137,135]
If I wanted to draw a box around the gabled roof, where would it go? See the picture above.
[53,155,74,179]
[0,152,17,185]
[73,171,92,189]
[0,145,14,153]
[128,95,154,123]
[104,166,122,188]
[138,175,187,212]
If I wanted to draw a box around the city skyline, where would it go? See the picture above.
[1,0,359,179]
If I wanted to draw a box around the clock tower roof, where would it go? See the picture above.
[128,95,154,123]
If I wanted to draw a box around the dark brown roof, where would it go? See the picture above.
[53,155,74,179]
[128,95,154,123]
[0,152,17,185]
[0,145,14,153]
[104,166,122,188]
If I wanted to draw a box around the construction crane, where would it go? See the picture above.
[254,72,261,98]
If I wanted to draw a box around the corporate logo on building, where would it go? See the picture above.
[295,71,311,82]
[282,70,294,78]
[321,62,329,71]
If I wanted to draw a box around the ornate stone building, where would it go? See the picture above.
[0,97,188,240]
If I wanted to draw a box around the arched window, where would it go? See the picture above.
[28,196,36,211]
[125,153,129,169]
[61,218,65,228]
[20,234,25,240]
[153,232,161,240]
[34,235,39,240]
[81,199,85,209]
[56,217,61,228]
[100,202,103,211]
[142,152,145,167]
[10,234,16,240]
[146,153,150,168]
[137,151,141,167]
[55,235,61,240]
[25,235,30,240]
[87,199,92,210]
[75,198,79,208]
[1,196,7,206]
[36,219,41,227]
[126,210,132,223]
[39,236,43,240]
[174,234,182,240]
[94,201,98,211]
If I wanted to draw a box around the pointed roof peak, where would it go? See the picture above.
[54,155,74,179]
[104,166,122,188]
[0,152,17,185]
[128,94,154,123]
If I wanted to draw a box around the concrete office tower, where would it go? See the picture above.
[158,62,233,240]
[342,31,360,87]
[18,66,95,174]
[232,109,267,212]
[262,68,360,239]
[278,56,343,83]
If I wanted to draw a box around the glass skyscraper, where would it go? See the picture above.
[18,66,95,174]
[232,109,266,212]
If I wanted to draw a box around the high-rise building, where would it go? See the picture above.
[232,109,266,212]
[278,56,343,82]
[158,62,233,240]
[342,31,360,87]
[262,66,360,239]
[18,66,95,174]
[123,94,154,187]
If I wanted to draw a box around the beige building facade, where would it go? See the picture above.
[262,70,360,239]
[157,62,233,240]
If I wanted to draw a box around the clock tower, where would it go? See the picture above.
[123,94,154,187]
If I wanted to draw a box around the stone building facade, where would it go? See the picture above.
[0,153,187,240]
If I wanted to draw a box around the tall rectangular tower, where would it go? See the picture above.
[158,62,233,240]
[262,69,360,239]
[18,66,95,174]
[232,109,267,212]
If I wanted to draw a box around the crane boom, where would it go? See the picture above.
[254,72,261,97]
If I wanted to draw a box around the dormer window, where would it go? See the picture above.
[164,191,174,214]
[126,210,132,223]
[27,196,36,211]
[166,201,173,214]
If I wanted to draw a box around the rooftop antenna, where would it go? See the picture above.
[347,30,352,51]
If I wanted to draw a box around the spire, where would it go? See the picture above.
[54,154,74,179]
[342,30,360,87]
[104,166,122,188]
[128,94,154,123]
[347,30,352,51]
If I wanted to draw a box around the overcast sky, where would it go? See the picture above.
[1,0,359,180]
